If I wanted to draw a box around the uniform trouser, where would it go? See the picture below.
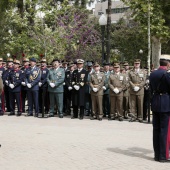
[85,93,92,114]
[27,90,39,114]
[103,94,110,116]
[143,90,150,120]
[9,92,22,113]
[91,95,103,118]
[72,106,84,118]
[153,112,170,160]
[21,89,27,112]
[4,87,10,111]
[49,92,63,116]
[39,88,49,113]
[110,95,123,118]
[123,96,129,116]
[64,90,72,114]
[0,91,5,112]
[129,94,144,119]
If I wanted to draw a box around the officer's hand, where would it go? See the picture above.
[27,83,32,88]
[93,88,98,92]
[63,82,66,85]
[50,83,55,88]
[113,88,119,94]
[103,86,106,90]
[9,84,14,89]
[74,85,79,90]
[21,82,26,86]
[146,79,149,84]
[39,82,42,87]
[68,86,73,91]
[134,86,140,91]
[5,80,8,84]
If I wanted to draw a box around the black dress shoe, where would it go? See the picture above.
[71,116,77,119]
[8,112,15,116]
[108,117,115,120]
[16,113,22,116]
[25,113,33,117]
[159,159,170,163]
[98,118,102,121]
[0,112,4,116]
[59,114,63,118]
[90,117,97,120]
[79,117,84,120]
[119,117,124,121]
[49,114,54,117]
[34,113,38,117]
[154,157,159,162]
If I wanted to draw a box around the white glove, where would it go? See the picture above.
[93,88,98,92]
[74,85,80,90]
[63,82,66,85]
[146,79,149,84]
[5,80,8,84]
[9,84,14,89]
[27,83,32,88]
[21,82,26,86]
[103,86,106,90]
[113,88,119,94]
[39,82,42,87]
[50,83,55,88]
[68,86,73,91]
[134,86,140,92]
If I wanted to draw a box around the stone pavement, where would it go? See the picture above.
[0,115,169,170]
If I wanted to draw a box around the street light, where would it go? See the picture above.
[99,14,107,64]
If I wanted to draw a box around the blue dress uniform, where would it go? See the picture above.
[8,64,23,116]
[39,65,49,114]
[2,59,14,112]
[0,63,5,115]
[25,58,41,117]
[150,61,170,162]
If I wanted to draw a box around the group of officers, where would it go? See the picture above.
[0,56,150,122]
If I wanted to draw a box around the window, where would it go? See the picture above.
[106,7,129,14]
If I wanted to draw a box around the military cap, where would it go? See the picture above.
[94,62,100,67]
[0,58,3,62]
[103,62,110,66]
[160,54,170,61]
[134,59,141,64]
[52,58,60,63]
[114,63,120,68]
[123,61,129,66]
[77,59,84,64]
[87,61,93,67]
[29,57,37,62]
[40,58,47,63]
[14,60,20,65]
[7,58,13,62]
[62,59,68,64]
[22,58,29,62]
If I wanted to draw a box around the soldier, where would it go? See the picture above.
[108,63,126,121]
[71,59,88,119]
[64,62,75,115]
[128,59,146,122]
[103,63,111,118]
[0,58,5,115]
[150,55,170,162]
[8,60,23,116]
[39,58,49,114]
[20,58,30,113]
[25,57,41,117]
[90,62,105,121]
[2,58,14,112]
[47,59,65,118]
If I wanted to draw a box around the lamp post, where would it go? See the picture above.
[99,14,107,64]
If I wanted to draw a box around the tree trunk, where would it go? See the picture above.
[151,36,161,69]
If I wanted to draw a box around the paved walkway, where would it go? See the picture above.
[0,115,169,170]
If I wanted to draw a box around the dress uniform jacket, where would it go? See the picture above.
[128,69,146,95]
[40,67,49,89]
[0,77,3,94]
[103,71,111,95]
[71,69,88,106]
[47,67,65,93]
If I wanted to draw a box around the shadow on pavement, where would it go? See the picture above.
[107,147,154,161]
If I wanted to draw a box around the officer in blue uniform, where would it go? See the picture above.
[8,60,23,116]
[39,58,49,114]
[25,57,41,117]
[2,58,14,112]
[20,57,30,113]
[0,58,5,115]
[150,55,170,162]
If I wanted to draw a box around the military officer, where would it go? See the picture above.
[47,59,65,118]
[71,59,88,119]
[64,62,75,115]
[90,62,105,121]
[128,59,146,122]
[103,62,111,118]
[150,55,170,162]
[20,57,30,113]
[8,60,23,116]
[25,57,41,117]
[2,58,14,112]
[39,58,49,114]
[0,58,5,115]
[108,63,126,121]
